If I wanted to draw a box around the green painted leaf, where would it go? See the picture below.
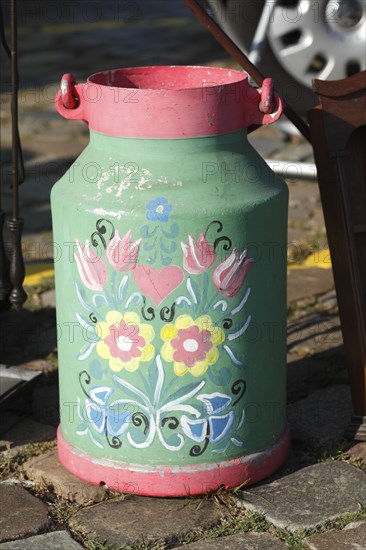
[140,224,159,238]
[90,359,105,380]
[208,367,231,386]
[160,238,177,254]
[162,382,202,407]
[93,294,108,308]
[161,222,179,239]
[75,282,93,311]
[161,255,172,266]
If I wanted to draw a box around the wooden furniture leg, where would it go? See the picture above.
[308,71,366,440]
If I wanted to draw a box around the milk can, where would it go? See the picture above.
[52,66,289,496]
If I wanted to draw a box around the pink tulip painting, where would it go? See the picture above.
[105,230,141,272]
[212,248,253,298]
[181,233,216,275]
[74,239,107,291]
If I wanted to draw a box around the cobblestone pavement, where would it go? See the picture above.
[1,2,365,549]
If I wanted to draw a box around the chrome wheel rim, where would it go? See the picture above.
[267,0,366,87]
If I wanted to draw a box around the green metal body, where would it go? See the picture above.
[52,129,288,469]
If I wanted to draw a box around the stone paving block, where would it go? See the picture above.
[287,309,342,357]
[304,520,366,549]
[0,418,56,451]
[32,384,59,427]
[22,449,106,506]
[0,309,56,365]
[238,461,366,532]
[0,531,84,549]
[287,269,334,305]
[347,442,366,464]
[286,356,330,404]
[0,412,24,437]
[69,494,225,548]
[0,485,50,542]
[287,385,353,450]
[175,531,287,549]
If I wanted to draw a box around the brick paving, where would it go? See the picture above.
[69,496,226,548]
[0,485,50,542]
[237,461,366,532]
[175,532,287,549]
[22,450,107,506]
[304,521,366,550]
[0,531,84,549]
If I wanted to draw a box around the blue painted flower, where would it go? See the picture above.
[84,386,132,437]
[146,197,173,222]
[181,392,235,445]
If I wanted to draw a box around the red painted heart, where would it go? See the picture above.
[133,265,185,306]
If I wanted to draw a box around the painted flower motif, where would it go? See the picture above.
[84,386,132,437]
[74,239,107,292]
[105,229,141,271]
[161,314,225,377]
[212,248,254,298]
[181,233,216,275]
[181,392,235,444]
[96,311,155,372]
[146,197,173,222]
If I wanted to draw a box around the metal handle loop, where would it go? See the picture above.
[259,78,274,114]
[61,73,78,109]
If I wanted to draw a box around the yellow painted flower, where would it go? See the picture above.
[161,314,225,377]
[96,311,155,372]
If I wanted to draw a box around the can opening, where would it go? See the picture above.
[88,65,246,91]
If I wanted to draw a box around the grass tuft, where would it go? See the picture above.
[0,440,56,481]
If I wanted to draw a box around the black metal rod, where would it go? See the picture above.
[184,0,312,142]
[7,0,26,310]
[0,210,11,303]
[11,0,19,220]
[0,3,11,305]
[0,1,25,185]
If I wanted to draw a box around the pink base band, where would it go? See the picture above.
[57,425,290,497]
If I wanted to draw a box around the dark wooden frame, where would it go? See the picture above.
[308,71,366,440]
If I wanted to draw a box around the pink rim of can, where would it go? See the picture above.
[55,66,283,139]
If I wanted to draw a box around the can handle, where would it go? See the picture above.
[248,79,283,126]
[55,74,87,122]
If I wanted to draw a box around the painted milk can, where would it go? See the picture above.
[52,66,290,496]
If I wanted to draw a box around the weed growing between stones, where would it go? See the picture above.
[268,506,366,550]
[49,496,81,524]
[279,532,308,550]
[175,498,270,546]
[346,456,366,474]
[81,535,166,550]
[325,506,366,529]
[0,440,56,481]
[319,442,353,463]
[84,540,118,550]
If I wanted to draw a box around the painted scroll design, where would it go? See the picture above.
[75,355,247,456]
[73,198,254,454]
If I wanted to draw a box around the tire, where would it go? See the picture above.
[206,0,366,117]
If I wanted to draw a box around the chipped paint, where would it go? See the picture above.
[86,208,125,220]
[95,166,154,196]
[81,192,102,203]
